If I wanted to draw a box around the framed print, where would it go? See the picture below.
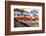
[5,1,45,35]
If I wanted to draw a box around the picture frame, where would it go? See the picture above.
[5,1,45,35]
